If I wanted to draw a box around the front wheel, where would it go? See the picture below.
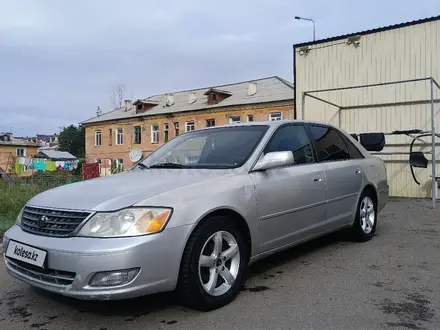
[350,191,377,242]
[177,216,249,311]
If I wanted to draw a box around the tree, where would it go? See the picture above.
[110,80,126,109]
[58,124,85,158]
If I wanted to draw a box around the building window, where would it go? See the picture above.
[206,119,215,127]
[229,116,241,124]
[116,158,124,172]
[186,120,195,132]
[269,112,282,121]
[164,123,169,142]
[134,126,142,144]
[151,125,159,143]
[247,115,254,122]
[116,128,123,145]
[95,130,102,146]
[96,159,102,174]
[174,122,180,136]
[109,128,112,146]
[16,148,25,157]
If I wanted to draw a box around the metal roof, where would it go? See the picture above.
[82,76,294,125]
[294,15,440,48]
[0,140,40,147]
[37,150,77,160]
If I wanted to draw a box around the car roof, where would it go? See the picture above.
[195,119,337,130]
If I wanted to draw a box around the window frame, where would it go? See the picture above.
[246,115,254,122]
[252,123,316,171]
[185,120,195,132]
[229,116,241,124]
[95,130,102,146]
[133,126,142,145]
[96,158,102,174]
[304,123,356,163]
[16,148,26,157]
[206,119,215,127]
[164,123,169,142]
[151,124,159,144]
[115,128,123,145]
[174,122,180,136]
[116,158,124,172]
[339,131,365,159]
[269,112,282,121]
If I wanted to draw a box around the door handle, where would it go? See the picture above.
[354,168,362,174]
[313,176,323,183]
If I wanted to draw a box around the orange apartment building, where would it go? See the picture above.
[81,76,294,174]
[0,133,40,175]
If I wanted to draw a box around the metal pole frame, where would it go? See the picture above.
[301,92,306,120]
[430,78,437,207]
[302,77,440,208]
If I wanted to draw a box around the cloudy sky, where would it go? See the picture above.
[0,1,438,136]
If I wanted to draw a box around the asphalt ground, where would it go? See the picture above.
[1,198,440,330]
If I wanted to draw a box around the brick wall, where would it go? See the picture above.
[84,103,293,170]
[0,146,39,169]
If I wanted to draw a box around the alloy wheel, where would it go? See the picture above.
[198,230,240,297]
[360,196,375,234]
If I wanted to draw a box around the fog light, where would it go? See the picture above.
[89,268,140,287]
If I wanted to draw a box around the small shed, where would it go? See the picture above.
[31,150,79,172]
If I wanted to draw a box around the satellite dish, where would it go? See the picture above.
[129,148,142,162]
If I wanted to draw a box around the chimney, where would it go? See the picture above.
[124,100,131,111]
[188,92,197,104]
[166,94,175,106]
[248,82,257,96]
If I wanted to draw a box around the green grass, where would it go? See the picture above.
[0,172,84,235]
[0,181,60,234]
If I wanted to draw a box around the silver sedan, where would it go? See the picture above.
[3,120,388,311]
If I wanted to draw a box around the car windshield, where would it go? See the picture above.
[138,125,269,169]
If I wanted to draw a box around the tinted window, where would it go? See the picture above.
[341,134,364,159]
[308,125,350,162]
[264,125,315,165]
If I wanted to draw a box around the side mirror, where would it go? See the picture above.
[359,133,386,152]
[410,151,428,168]
[253,151,295,171]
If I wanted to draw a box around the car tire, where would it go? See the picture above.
[177,215,249,311]
[350,190,378,242]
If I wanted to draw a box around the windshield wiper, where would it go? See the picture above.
[149,163,188,168]
[136,163,149,170]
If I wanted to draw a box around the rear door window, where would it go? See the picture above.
[307,125,351,162]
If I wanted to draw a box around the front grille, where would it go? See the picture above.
[21,206,91,238]
[6,257,76,286]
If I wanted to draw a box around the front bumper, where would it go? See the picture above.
[2,224,192,300]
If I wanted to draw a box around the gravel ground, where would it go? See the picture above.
[1,198,440,330]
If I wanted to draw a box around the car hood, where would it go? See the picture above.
[27,168,233,211]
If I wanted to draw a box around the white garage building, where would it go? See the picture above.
[293,15,440,201]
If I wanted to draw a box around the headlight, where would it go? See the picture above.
[16,207,25,225]
[77,207,172,238]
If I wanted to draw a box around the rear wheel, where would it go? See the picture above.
[350,191,377,242]
[177,216,249,311]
